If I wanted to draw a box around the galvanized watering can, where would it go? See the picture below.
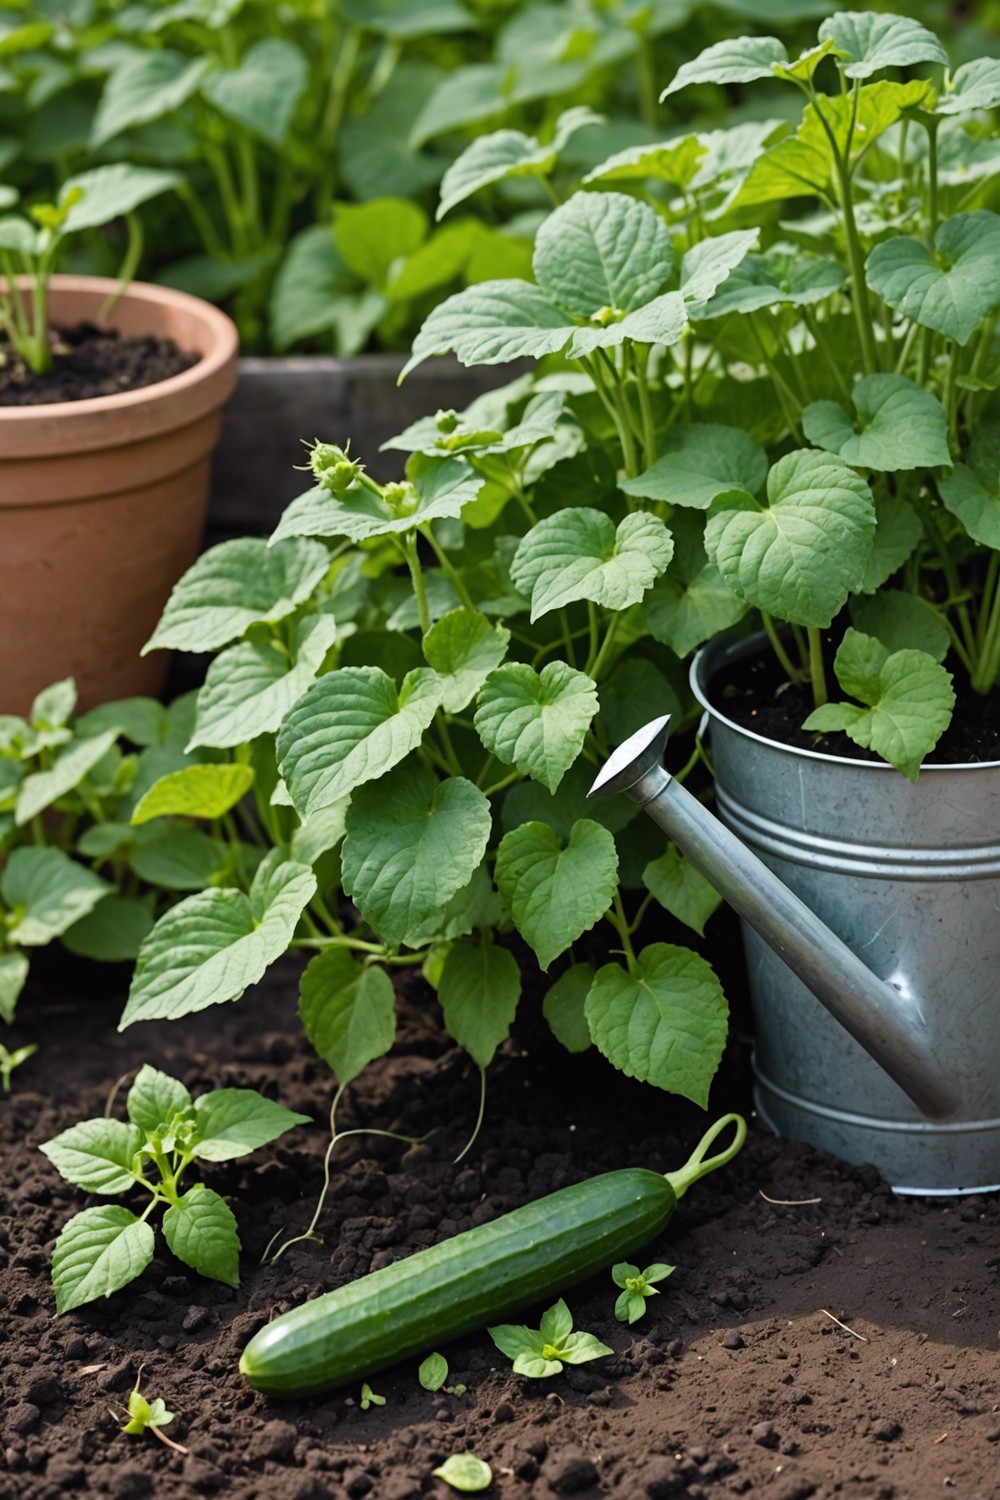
[590,682,1000,1197]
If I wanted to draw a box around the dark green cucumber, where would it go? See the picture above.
[239,1113,746,1398]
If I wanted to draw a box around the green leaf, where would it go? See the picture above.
[598,660,682,747]
[130,763,254,825]
[193,1087,311,1161]
[270,459,484,545]
[145,538,330,654]
[643,846,723,937]
[202,38,307,147]
[438,936,521,1068]
[343,768,492,948]
[432,1454,493,1493]
[60,164,180,232]
[402,279,576,377]
[332,197,427,290]
[92,51,209,147]
[585,944,729,1106]
[661,35,788,97]
[130,824,228,891]
[40,1119,142,1195]
[542,962,594,1053]
[15,729,118,825]
[162,1187,240,1286]
[937,59,1000,116]
[804,630,955,781]
[939,463,1000,548]
[540,1299,573,1346]
[0,953,29,1024]
[583,133,706,189]
[621,424,767,510]
[419,1353,449,1393]
[817,12,947,80]
[495,819,618,970]
[511,509,673,620]
[77,697,168,747]
[3,847,111,946]
[269,227,369,354]
[865,213,1000,347]
[533,192,673,318]
[31,678,76,729]
[802,375,951,472]
[189,616,337,750]
[121,852,316,1026]
[689,248,845,319]
[474,663,598,794]
[278,667,443,816]
[299,948,396,1084]
[422,609,510,713]
[857,493,924,594]
[126,1064,192,1134]
[559,1330,614,1365]
[704,449,875,627]
[643,513,749,658]
[60,896,154,963]
[438,129,552,221]
[850,591,950,664]
[52,1206,155,1314]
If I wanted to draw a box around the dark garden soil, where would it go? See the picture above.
[712,643,1000,766]
[0,324,198,405]
[2,943,999,1500]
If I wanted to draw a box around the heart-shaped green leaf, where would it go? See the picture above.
[342,767,492,947]
[533,191,674,318]
[438,936,521,1068]
[803,374,951,471]
[939,463,1000,548]
[511,509,673,620]
[817,11,947,79]
[865,213,1000,347]
[299,947,396,1085]
[475,663,598,793]
[495,818,618,969]
[584,944,728,1106]
[202,38,307,148]
[622,424,767,510]
[422,609,511,713]
[661,35,788,97]
[189,616,336,750]
[704,449,875,627]
[278,666,442,815]
[2,847,111,947]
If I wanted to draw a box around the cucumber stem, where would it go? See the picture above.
[664,1113,748,1201]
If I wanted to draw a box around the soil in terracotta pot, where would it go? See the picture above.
[2,946,999,1499]
[0,322,198,405]
[714,639,1000,765]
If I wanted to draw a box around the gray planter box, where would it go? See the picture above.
[208,355,521,542]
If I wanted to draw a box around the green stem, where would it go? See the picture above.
[99,213,143,322]
[664,1114,747,1201]
[434,713,464,777]
[972,565,1000,694]
[802,307,851,401]
[176,180,226,260]
[807,626,828,709]
[419,524,476,611]
[926,116,940,241]
[587,614,621,681]
[632,344,658,469]
[608,890,637,971]
[747,315,802,440]
[453,1067,486,1165]
[405,541,431,634]
[761,612,801,684]
[811,92,878,377]
[635,34,659,129]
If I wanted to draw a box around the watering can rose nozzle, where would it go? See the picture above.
[589,717,960,1125]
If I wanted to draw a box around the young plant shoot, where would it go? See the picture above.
[118,1369,189,1455]
[41,1064,310,1312]
[488,1299,613,1378]
[612,1261,674,1324]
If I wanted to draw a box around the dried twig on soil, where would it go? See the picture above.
[820,1309,868,1341]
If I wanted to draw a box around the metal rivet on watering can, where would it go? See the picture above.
[589,716,959,1127]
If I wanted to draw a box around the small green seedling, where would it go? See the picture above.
[118,1369,189,1454]
[611,1261,675,1324]
[433,1452,493,1492]
[488,1298,612,1378]
[41,1063,310,1313]
[0,1042,37,1091]
[418,1351,467,1396]
[359,1382,385,1410]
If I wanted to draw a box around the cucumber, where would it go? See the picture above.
[239,1113,746,1398]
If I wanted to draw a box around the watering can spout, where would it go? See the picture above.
[589,716,960,1123]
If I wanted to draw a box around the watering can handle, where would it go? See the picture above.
[589,717,958,1123]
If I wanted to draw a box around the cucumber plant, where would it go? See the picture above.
[40,1063,310,1312]
[489,1298,613,1378]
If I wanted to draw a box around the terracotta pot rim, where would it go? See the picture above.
[0,274,239,423]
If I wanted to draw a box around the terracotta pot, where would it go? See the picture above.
[0,275,238,714]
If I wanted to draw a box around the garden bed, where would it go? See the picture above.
[2,948,999,1500]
